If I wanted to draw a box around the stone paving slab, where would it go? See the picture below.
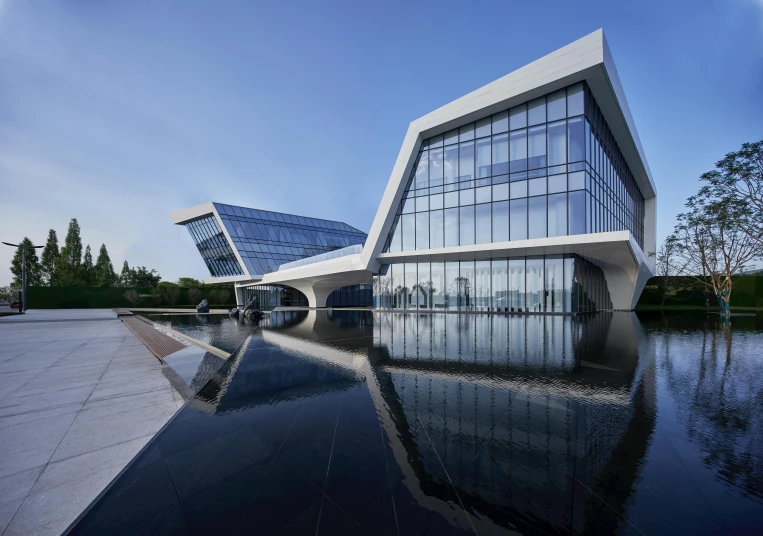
[0,310,185,536]
[0,309,117,324]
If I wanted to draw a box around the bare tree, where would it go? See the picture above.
[453,276,472,309]
[187,288,202,305]
[166,286,181,307]
[675,190,761,316]
[650,235,689,308]
[699,140,763,248]
[151,287,164,306]
[217,289,231,306]
[123,289,141,307]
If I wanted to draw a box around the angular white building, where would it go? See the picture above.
[171,29,656,313]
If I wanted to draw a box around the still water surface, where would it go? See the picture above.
[71,311,763,535]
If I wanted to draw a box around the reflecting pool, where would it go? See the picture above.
[143,313,263,354]
[69,311,763,535]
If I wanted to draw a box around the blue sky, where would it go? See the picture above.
[1,0,761,286]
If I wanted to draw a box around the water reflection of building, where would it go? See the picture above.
[371,312,656,534]
[191,311,656,533]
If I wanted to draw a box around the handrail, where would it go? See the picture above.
[277,244,363,271]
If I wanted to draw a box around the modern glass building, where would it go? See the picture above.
[172,29,656,314]
[172,202,371,308]
[383,82,644,254]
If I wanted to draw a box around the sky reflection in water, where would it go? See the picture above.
[69,311,763,535]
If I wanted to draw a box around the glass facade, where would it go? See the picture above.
[383,82,645,253]
[373,255,612,313]
[184,216,244,278]
[213,203,367,276]
[242,284,372,310]
[242,285,308,310]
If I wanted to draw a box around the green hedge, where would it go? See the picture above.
[637,276,763,308]
[26,286,236,309]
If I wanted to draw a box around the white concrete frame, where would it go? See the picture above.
[172,29,656,311]
[170,202,258,284]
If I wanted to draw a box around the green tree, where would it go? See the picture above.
[177,277,203,288]
[40,229,60,286]
[130,266,161,288]
[675,189,762,315]
[56,218,83,286]
[10,238,43,288]
[82,245,94,286]
[94,244,117,286]
[119,261,131,287]
[699,140,763,249]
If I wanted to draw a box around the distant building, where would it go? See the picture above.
[172,29,656,313]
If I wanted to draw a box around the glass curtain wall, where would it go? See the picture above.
[373,254,612,313]
[184,216,244,277]
[383,82,645,254]
[214,203,367,277]
[241,285,308,310]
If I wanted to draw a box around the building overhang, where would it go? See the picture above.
[204,275,261,285]
[375,230,651,275]
[254,253,373,290]
[169,202,217,225]
[169,201,252,279]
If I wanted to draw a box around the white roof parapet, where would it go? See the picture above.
[360,29,655,272]
[169,202,217,225]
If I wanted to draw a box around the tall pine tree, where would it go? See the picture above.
[56,218,84,286]
[119,260,132,287]
[82,245,94,286]
[10,238,43,288]
[94,244,117,286]
[40,229,60,286]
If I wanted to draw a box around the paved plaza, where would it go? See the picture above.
[0,310,186,536]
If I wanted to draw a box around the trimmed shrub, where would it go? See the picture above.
[26,286,236,309]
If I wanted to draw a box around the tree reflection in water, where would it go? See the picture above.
[650,313,763,500]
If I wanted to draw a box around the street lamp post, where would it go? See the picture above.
[2,241,44,313]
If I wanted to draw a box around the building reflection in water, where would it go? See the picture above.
[190,310,657,534]
[369,312,656,534]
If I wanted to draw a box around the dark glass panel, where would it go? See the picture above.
[548,120,566,166]
[510,199,527,241]
[492,133,509,175]
[476,137,491,178]
[416,211,429,250]
[430,209,444,249]
[459,141,475,182]
[528,196,547,239]
[476,203,492,244]
[509,129,527,172]
[444,208,459,247]
[492,201,509,242]
[459,205,475,246]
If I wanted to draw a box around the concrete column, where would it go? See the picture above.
[234,285,246,308]
[299,285,334,308]
[599,258,653,310]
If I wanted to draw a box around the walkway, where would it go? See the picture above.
[0,310,185,536]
